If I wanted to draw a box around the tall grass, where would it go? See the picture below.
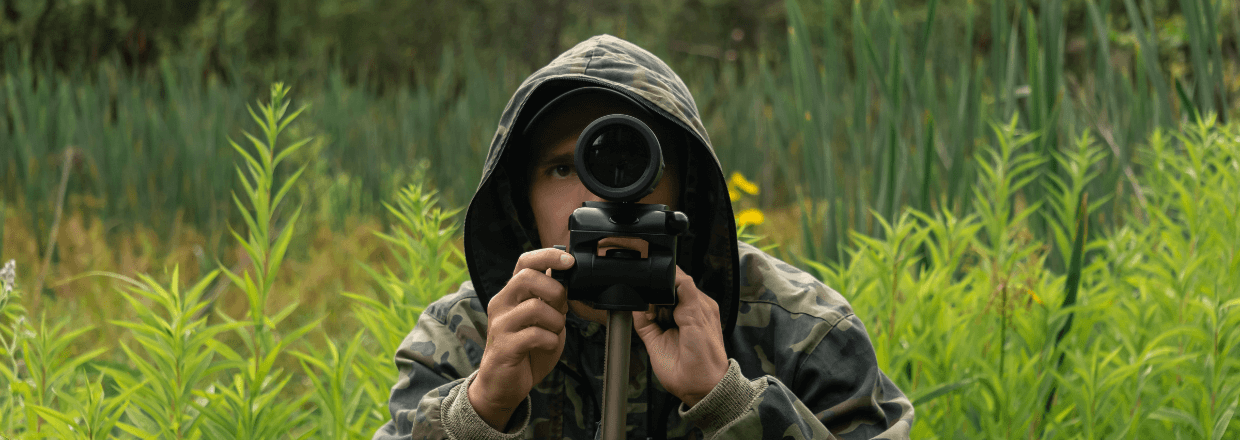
[2,81,1240,438]
[808,116,1240,438]
[0,83,471,439]
[768,0,1232,269]
[0,48,506,253]
[6,1,1233,272]
[1,1,1238,437]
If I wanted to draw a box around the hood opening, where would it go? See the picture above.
[464,35,740,336]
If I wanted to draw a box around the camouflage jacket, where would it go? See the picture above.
[373,34,913,439]
[372,243,914,440]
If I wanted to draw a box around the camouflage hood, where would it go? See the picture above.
[463,34,741,334]
[376,35,914,440]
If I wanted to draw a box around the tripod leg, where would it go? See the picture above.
[601,310,633,440]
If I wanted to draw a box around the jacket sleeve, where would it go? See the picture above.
[679,314,915,440]
[372,290,535,440]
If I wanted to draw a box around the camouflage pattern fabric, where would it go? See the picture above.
[374,242,914,439]
[460,34,742,337]
[373,34,914,439]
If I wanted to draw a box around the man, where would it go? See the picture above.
[374,34,914,439]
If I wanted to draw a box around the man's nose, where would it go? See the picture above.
[578,184,607,203]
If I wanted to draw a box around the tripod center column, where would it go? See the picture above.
[601,310,634,440]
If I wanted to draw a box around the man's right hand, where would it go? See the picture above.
[468,247,575,431]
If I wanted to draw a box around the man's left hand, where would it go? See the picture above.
[632,266,729,407]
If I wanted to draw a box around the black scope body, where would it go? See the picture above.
[550,114,689,312]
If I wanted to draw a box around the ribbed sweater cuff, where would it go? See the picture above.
[442,370,531,439]
[677,358,760,435]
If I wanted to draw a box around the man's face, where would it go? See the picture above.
[526,96,681,260]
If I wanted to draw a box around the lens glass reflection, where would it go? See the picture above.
[585,125,650,188]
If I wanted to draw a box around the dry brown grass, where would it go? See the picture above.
[0,195,451,366]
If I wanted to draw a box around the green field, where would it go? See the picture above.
[2,0,1240,438]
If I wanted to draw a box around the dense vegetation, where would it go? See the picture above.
[5,0,1237,252]
[1,0,1238,438]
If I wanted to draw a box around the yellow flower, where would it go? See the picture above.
[729,171,759,195]
[1027,289,1043,305]
[728,188,740,202]
[736,208,765,227]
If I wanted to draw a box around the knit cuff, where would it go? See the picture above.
[442,370,531,439]
[678,358,760,435]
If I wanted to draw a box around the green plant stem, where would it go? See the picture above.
[32,148,74,312]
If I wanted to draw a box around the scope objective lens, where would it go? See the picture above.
[585,125,651,188]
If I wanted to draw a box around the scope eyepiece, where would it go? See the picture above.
[575,114,664,203]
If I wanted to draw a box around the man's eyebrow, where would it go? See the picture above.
[535,152,574,167]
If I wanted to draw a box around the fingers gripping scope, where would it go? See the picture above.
[545,101,689,312]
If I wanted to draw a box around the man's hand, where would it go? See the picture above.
[632,266,729,407]
[469,248,575,431]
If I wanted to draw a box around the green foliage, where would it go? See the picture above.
[805,118,1240,438]
[346,174,466,359]
[333,177,470,439]
[103,269,235,439]
[736,224,777,253]
[0,259,26,434]
[318,173,471,438]
[1135,117,1240,440]
[3,81,1240,439]
[4,311,108,438]
[0,81,473,438]
[0,0,778,84]
[292,332,374,440]
[197,83,319,439]
[3,1,1240,434]
[26,373,143,440]
[7,0,1236,268]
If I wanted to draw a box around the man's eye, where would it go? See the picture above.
[550,165,575,179]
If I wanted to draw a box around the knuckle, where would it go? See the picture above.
[547,282,567,300]
[497,309,532,333]
[536,330,559,349]
[514,251,538,273]
[521,328,549,348]
[512,268,539,283]
[490,312,514,334]
[519,249,538,263]
[543,307,565,330]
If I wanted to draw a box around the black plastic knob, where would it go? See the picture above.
[604,248,642,259]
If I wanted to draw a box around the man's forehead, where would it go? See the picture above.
[528,96,647,148]
[521,90,684,176]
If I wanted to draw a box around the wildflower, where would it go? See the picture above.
[1027,289,1043,305]
[736,208,765,227]
[729,189,740,202]
[1,259,15,297]
[729,172,759,196]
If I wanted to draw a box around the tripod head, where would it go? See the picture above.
[549,113,689,311]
